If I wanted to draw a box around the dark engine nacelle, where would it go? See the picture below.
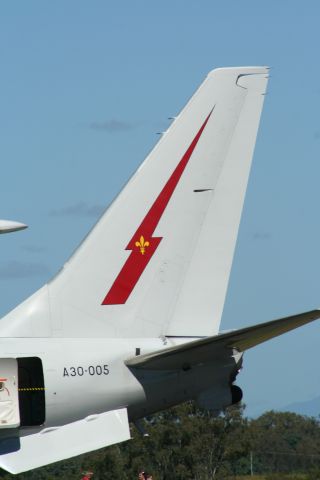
[231,384,243,405]
[196,383,243,414]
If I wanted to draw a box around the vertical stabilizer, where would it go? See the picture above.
[0,67,268,338]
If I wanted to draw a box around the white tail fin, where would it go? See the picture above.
[0,67,268,338]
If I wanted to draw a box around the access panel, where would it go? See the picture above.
[17,357,45,426]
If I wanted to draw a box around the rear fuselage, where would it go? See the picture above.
[0,337,240,436]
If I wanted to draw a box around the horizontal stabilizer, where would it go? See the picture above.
[0,408,130,474]
[0,220,27,234]
[126,310,320,370]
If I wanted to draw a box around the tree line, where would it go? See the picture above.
[2,403,320,480]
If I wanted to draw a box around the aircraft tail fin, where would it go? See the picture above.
[0,67,269,338]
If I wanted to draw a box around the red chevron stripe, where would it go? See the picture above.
[102,110,213,305]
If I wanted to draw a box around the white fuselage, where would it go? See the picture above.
[0,336,240,434]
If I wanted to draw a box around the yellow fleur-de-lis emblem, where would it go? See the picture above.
[135,235,150,255]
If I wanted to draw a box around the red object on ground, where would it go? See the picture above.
[81,473,93,480]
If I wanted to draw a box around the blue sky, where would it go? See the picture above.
[1,0,320,416]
